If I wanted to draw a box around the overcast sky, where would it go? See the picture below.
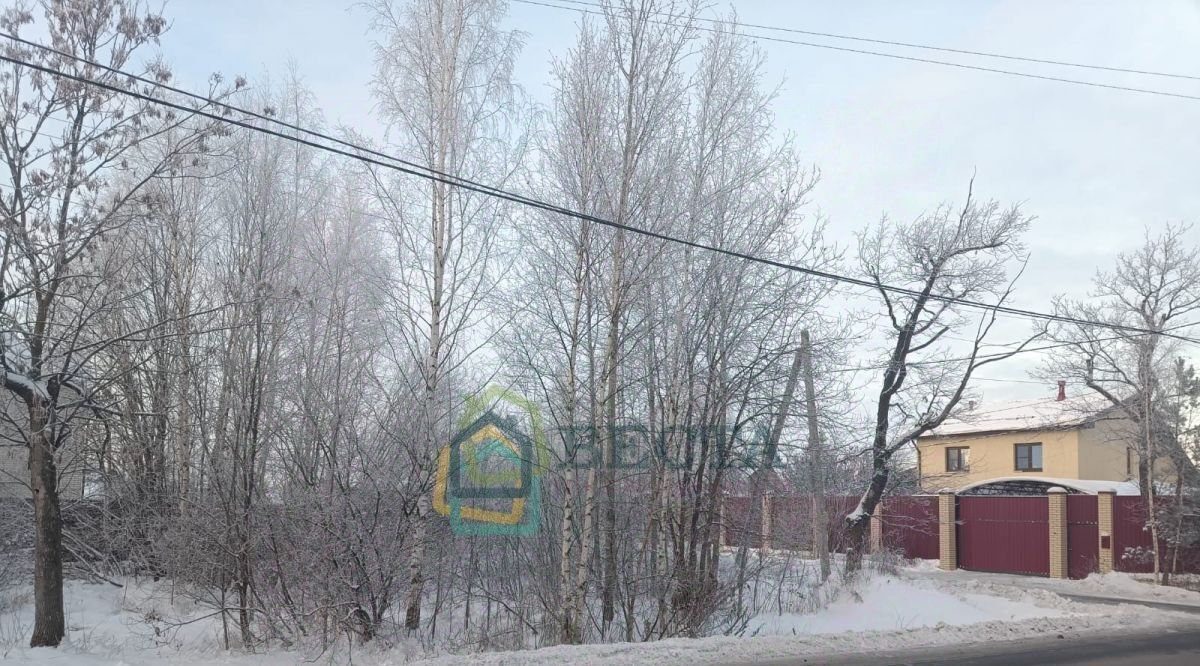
[158,0,1200,400]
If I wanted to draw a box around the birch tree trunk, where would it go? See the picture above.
[369,0,526,632]
[404,175,447,631]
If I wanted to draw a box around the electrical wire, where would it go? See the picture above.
[828,319,1200,375]
[513,0,1200,103]
[0,32,540,210]
[1,41,1198,345]
[542,0,1200,82]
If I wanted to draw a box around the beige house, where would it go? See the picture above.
[916,388,1165,493]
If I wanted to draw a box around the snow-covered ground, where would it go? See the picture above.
[1,562,1197,665]
[906,565,1200,607]
[404,566,1200,666]
[748,575,1065,636]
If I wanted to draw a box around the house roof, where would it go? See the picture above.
[925,393,1118,437]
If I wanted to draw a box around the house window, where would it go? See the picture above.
[945,447,969,472]
[1014,442,1043,472]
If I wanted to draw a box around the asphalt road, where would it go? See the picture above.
[737,625,1200,666]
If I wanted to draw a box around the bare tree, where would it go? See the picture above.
[0,0,1027,655]
[0,0,230,646]
[368,0,528,632]
[1045,223,1200,583]
[847,182,1038,574]
[500,14,611,644]
[1161,358,1200,584]
[503,4,838,642]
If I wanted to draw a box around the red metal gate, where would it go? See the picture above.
[1066,495,1099,579]
[958,496,1049,576]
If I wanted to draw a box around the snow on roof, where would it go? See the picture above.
[926,393,1116,437]
[957,476,1142,496]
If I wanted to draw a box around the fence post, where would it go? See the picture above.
[869,502,883,553]
[761,494,772,552]
[938,491,957,571]
[1098,490,1115,573]
[1048,487,1068,579]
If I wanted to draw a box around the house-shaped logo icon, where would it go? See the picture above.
[433,390,545,536]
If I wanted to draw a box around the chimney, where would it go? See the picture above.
[1056,380,1066,401]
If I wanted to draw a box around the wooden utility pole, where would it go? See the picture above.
[800,330,831,581]
[761,345,804,482]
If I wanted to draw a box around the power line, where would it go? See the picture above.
[1,43,1197,346]
[830,319,1200,375]
[1,42,1192,342]
[543,0,1200,83]
[0,164,1080,355]
[940,396,1062,419]
[971,377,1055,385]
[512,0,1200,103]
[0,32,542,211]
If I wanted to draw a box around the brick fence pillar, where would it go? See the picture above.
[761,494,772,551]
[1098,490,1115,573]
[938,491,957,571]
[1048,487,1068,579]
[869,502,883,553]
